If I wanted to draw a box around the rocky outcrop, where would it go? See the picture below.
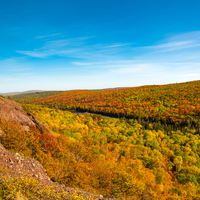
[0,142,107,199]
[0,97,51,134]
[0,142,52,185]
[0,97,109,199]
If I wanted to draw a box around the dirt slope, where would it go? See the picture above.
[0,97,51,134]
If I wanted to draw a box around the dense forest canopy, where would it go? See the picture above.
[14,80,200,134]
[1,80,200,199]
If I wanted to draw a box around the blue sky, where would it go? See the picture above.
[0,0,200,93]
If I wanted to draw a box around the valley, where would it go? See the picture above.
[0,80,200,199]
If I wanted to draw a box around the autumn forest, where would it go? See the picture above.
[1,80,200,199]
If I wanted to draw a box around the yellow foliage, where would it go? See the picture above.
[1,104,200,199]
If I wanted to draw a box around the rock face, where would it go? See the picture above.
[0,142,106,199]
[0,142,52,185]
[0,97,110,199]
[0,97,51,134]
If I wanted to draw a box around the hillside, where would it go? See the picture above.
[0,97,106,200]
[18,80,200,134]
[6,80,200,199]
[12,91,62,102]
[0,97,52,133]
[1,90,46,96]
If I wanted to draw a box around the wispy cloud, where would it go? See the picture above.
[104,43,131,48]
[0,58,31,72]
[15,73,34,76]
[170,30,200,41]
[144,30,200,52]
[15,30,200,87]
[35,33,62,39]
[146,41,198,52]
[73,61,110,66]
[17,31,200,62]
[16,51,50,58]
[16,36,131,59]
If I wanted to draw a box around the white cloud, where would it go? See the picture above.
[16,36,131,59]
[144,30,200,52]
[16,51,49,58]
[147,41,199,52]
[72,61,110,66]
[15,73,34,76]
[16,30,200,64]
[170,30,200,41]
[0,58,31,71]
[104,43,132,48]
[35,33,62,39]
[11,30,200,92]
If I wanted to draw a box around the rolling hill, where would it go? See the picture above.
[1,80,200,199]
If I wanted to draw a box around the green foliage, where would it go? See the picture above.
[0,95,5,99]
[177,173,199,186]
[11,104,199,199]
[18,80,200,135]
[1,80,200,199]
[7,96,12,100]
[0,167,98,200]
[12,91,62,102]
[0,173,67,199]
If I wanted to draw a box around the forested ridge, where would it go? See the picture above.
[2,80,200,199]
[12,91,62,101]
[15,80,200,134]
